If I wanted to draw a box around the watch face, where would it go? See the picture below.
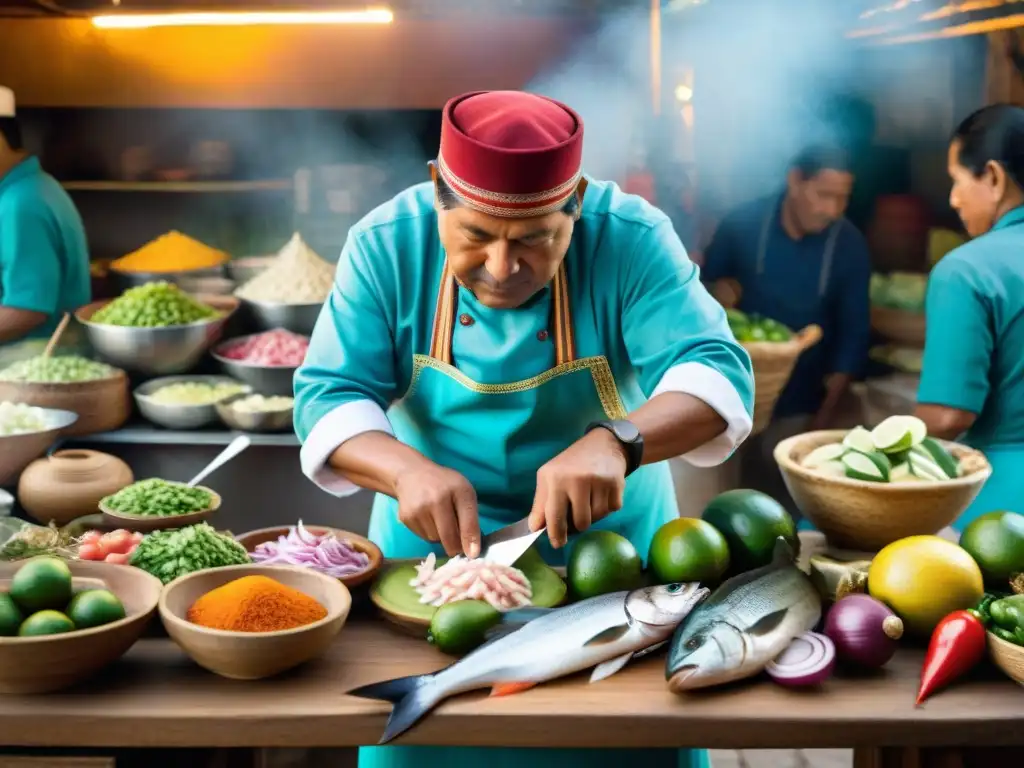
[615,420,641,443]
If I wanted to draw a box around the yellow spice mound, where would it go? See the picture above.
[112,231,229,274]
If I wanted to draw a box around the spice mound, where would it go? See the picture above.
[0,355,118,384]
[234,233,333,305]
[412,553,532,611]
[187,574,327,632]
[130,523,251,584]
[111,231,229,274]
[91,282,221,328]
[149,380,247,406]
[0,401,49,436]
[250,520,371,578]
[218,329,309,367]
[101,478,213,518]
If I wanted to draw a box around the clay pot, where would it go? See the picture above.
[18,449,134,527]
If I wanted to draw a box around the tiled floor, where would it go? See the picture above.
[710,750,852,768]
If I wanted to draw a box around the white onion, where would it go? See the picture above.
[250,520,371,578]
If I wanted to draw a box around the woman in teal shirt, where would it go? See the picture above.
[915,104,1024,529]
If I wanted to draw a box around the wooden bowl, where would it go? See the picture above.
[988,631,1024,686]
[0,371,131,437]
[234,525,383,589]
[0,558,162,693]
[774,430,991,551]
[158,564,350,680]
[100,485,221,532]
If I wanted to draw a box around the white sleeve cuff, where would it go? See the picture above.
[651,362,753,467]
[299,399,394,497]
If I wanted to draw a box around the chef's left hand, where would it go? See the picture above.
[528,429,628,549]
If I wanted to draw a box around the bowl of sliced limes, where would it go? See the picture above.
[774,415,992,551]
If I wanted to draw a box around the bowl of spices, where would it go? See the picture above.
[211,330,309,397]
[216,393,294,432]
[99,478,221,532]
[107,231,229,292]
[134,375,251,430]
[158,564,350,679]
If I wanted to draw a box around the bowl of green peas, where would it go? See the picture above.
[75,282,238,376]
[99,477,222,532]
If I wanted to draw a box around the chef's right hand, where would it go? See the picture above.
[393,460,481,558]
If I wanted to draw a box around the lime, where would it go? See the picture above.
[18,610,76,637]
[702,489,798,574]
[870,415,927,454]
[959,511,1024,589]
[746,326,768,342]
[842,426,875,454]
[842,450,892,482]
[427,599,502,655]
[725,309,749,327]
[766,329,791,342]
[915,438,959,479]
[66,589,126,630]
[801,443,845,469]
[0,593,23,637]
[9,557,73,614]
[567,531,643,599]
[648,518,730,585]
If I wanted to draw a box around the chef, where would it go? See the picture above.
[295,90,754,768]
[0,86,91,364]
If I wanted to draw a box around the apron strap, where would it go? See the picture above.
[429,261,576,366]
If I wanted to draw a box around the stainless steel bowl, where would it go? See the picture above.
[227,256,276,285]
[133,375,251,430]
[109,266,226,292]
[240,299,322,336]
[210,334,299,397]
[76,296,238,376]
[0,408,79,486]
[177,276,237,296]
[216,392,294,433]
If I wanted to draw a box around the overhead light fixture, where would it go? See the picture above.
[91,8,394,29]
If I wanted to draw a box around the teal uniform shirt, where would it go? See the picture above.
[918,205,1024,528]
[0,157,91,345]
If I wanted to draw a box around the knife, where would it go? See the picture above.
[479,514,579,567]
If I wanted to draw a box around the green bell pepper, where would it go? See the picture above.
[988,594,1024,640]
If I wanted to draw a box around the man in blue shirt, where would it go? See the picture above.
[702,146,871,517]
[0,86,90,363]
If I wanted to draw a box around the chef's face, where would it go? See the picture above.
[948,139,1012,238]
[437,188,582,310]
[786,168,853,235]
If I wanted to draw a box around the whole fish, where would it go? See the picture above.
[349,582,709,744]
[666,537,821,693]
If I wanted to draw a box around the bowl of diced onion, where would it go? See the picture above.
[0,403,79,487]
[215,393,294,433]
[774,416,991,551]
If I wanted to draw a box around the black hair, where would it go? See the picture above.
[790,145,853,180]
[952,103,1024,190]
[0,117,21,151]
[431,160,581,217]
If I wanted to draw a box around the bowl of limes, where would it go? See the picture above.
[0,556,162,693]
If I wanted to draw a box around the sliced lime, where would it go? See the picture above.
[916,437,960,479]
[907,450,949,481]
[816,460,848,478]
[871,415,928,454]
[842,450,892,482]
[842,426,875,454]
[802,443,846,469]
[889,463,918,483]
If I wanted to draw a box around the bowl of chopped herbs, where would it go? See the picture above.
[100,478,221,532]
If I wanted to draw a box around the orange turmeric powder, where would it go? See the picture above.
[186,575,327,632]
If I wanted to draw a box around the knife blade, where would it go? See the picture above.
[479,514,579,567]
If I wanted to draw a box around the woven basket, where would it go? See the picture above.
[743,324,823,436]
[870,306,926,348]
[988,631,1024,685]
[0,371,131,437]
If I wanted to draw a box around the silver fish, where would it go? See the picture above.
[349,582,709,743]
[665,537,821,693]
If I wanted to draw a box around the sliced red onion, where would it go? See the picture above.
[766,632,836,688]
[250,519,372,578]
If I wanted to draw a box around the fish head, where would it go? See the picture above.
[626,583,710,632]
[665,619,747,692]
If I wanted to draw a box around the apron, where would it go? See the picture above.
[361,260,708,768]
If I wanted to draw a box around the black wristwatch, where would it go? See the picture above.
[585,419,644,477]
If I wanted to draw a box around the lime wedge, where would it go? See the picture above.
[871,415,928,454]
[842,450,892,482]
[802,443,846,469]
[816,460,848,478]
[889,463,916,483]
[842,426,875,454]
[915,437,960,479]
[907,450,949,481]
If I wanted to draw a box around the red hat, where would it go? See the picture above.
[437,90,584,218]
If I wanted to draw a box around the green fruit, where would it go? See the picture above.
[746,326,768,342]
[915,437,959,479]
[648,518,730,585]
[427,599,501,655]
[766,329,791,342]
[959,511,1024,588]
[702,489,798,574]
[9,557,73,614]
[725,309,748,326]
[18,610,75,637]
[842,449,892,482]
[567,530,643,599]
[0,593,23,637]
[66,589,126,630]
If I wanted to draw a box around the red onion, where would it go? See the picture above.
[251,520,371,578]
[824,593,903,669]
[766,632,835,687]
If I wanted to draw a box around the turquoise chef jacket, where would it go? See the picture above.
[0,157,90,343]
[703,194,872,417]
[918,205,1024,528]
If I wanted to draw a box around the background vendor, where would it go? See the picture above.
[0,86,91,365]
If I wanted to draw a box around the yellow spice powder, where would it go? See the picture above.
[112,231,229,273]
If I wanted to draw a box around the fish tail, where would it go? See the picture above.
[348,674,441,744]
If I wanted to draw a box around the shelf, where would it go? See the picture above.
[59,423,299,449]
[61,180,293,193]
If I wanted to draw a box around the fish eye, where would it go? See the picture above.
[685,636,703,651]
[666,584,682,593]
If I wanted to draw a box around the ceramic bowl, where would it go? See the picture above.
[0,558,162,693]
[18,449,134,527]
[234,525,383,588]
[0,408,79,488]
[159,564,350,680]
[0,370,131,437]
[99,484,221,532]
[988,631,1024,686]
[774,430,991,551]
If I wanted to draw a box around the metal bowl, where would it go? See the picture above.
[210,333,302,397]
[0,408,79,486]
[216,392,294,433]
[240,298,321,336]
[134,375,251,430]
[76,295,239,376]
[177,276,237,296]
[227,256,275,285]
[109,266,226,293]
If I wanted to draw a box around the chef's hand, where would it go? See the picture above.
[528,429,628,549]
[711,278,742,310]
[393,459,481,558]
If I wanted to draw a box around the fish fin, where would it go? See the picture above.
[490,681,536,697]
[589,652,633,683]
[500,607,556,624]
[348,674,440,744]
[746,608,789,636]
[771,536,796,566]
[583,624,631,647]
[632,640,667,660]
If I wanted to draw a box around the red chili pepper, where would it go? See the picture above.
[916,609,987,705]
